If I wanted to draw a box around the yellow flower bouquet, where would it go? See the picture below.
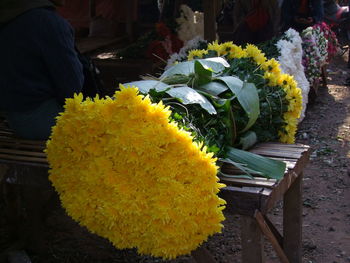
[185,42,303,144]
[46,87,226,259]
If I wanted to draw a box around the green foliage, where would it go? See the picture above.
[124,57,286,180]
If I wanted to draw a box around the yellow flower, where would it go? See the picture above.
[187,49,208,60]
[244,44,267,64]
[186,41,302,144]
[207,40,223,56]
[46,85,225,260]
[264,72,279,87]
[228,45,247,59]
[262,58,281,75]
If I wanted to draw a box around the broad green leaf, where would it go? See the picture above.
[160,57,229,78]
[198,82,228,96]
[124,80,170,94]
[194,60,212,86]
[239,131,257,150]
[217,77,260,133]
[225,146,286,180]
[219,158,262,179]
[166,86,217,114]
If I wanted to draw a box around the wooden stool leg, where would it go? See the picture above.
[283,173,303,263]
[321,66,327,87]
[241,215,265,263]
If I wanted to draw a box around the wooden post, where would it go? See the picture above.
[321,65,327,87]
[241,215,265,263]
[126,0,136,42]
[89,0,96,19]
[203,0,217,42]
[283,172,303,263]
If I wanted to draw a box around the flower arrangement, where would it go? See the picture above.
[311,25,328,66]
[46,87,226,259]
[146,22,183,62]
[276,28,310,122]
[301,26,323,85]
[166,35,207,69]
[185,42,302,143]
[117,22,183,63]
[314,22,339,62]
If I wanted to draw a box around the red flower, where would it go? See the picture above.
[156,22,171,38]
[146,40,169,63]
[170,34,183,53]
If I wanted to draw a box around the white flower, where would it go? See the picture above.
[176,5,204,43]
[165,36,207,69]
[277,29,310,122]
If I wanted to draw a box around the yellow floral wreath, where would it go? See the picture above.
[46,86,226,259]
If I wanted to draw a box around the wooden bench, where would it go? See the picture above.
[0,119,310,263]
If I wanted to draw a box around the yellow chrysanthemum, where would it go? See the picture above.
[262,58,281,75]
[244,44,267,64]
[228,45,247,59]
[278,74,302,143]
[207,40,224,56]
[187,49,208,60]
[46,86,226,259]
[186,41,302,144]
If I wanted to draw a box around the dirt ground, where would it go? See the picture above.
[1,51,350,263]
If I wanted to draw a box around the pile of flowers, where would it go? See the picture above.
[46,87,226,259]
[118,22,183,63]
[301,27,323,85]
[276,29,310,121]
[301,23,339,85]
[186,41,302,143]
[165,35,207,69]
[314,22,339,62]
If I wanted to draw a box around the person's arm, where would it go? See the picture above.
[39,9,83,104]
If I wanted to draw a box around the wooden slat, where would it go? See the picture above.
[255,142,310,149]
[0,153,47,164]
[255,210,290,263]
[219,186,265,216]
[0,141,45,151]
[0,159,49,168]
[250,148,304,159]
[0,148,46,158]
[220,177,277,189]
[0,137,46,147]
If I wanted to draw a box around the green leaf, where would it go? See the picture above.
[166,86,217,115]
[194,60,212,86]
[219,158,261,179]
[217,77,260,133]
[198,82,228,96]
[225,146,286,180]
[160,57,229,78]
[124,80,170,94]
[239,131,257,150]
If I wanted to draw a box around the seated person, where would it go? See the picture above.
[0,0,84,140]
[281,0,324,31]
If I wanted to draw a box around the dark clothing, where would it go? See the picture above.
[281,0,324,31]
[0,0,54,25]
[0,7,83,112]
